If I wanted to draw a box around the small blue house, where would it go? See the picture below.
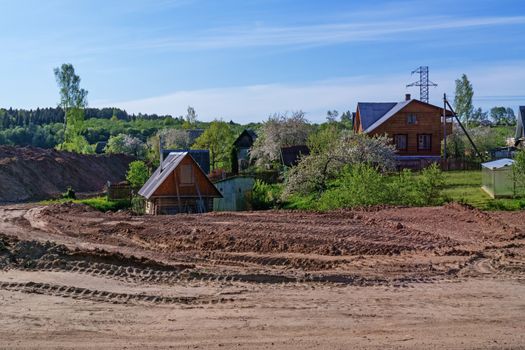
[213,176,255,211]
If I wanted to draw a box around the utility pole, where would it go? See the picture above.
[407,66,437,103]
[443,93,448,167]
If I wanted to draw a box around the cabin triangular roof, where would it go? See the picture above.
[138,152,221,199]
[358,99,452,133]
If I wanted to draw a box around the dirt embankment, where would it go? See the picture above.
[0,146,133,202]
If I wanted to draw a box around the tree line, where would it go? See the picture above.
[0,106,175,129]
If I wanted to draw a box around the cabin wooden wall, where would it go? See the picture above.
[370,101,453,156]
[152,156,219,197]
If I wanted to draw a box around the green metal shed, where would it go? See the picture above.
[213,176,255,211]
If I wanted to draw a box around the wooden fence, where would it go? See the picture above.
[106,181,132,201]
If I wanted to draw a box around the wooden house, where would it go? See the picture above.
[280,145,310,167]
[138,152,222,215]
[354,94,453,168]
[233,129,257,172]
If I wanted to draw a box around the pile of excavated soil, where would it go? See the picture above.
[0,146,133,202]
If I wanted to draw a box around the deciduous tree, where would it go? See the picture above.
[250,111,311,167]
[454,74,474,125]
[193,120,234,171]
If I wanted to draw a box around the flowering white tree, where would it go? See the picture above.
[159,128,191,149]
[283,132,396,197]
[250,111,311,167]
[105,134,147,158]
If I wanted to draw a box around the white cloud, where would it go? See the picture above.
[96,61,525,123]
[126,16,525,52]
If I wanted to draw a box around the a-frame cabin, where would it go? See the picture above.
[138,152,222,215]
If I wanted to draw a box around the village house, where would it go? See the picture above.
[232,129,257,172]
[138,152,222,215]
[354,94,453,168]
[280,145,310,167]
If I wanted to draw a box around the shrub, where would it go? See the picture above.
[512,150,525,196]
[283,132,396,198]
[126,161,149,190]
[317,164,390,210]
[80,197,130,212]
[415,163,445,205]
[286,162,447,210]
[252,180,283,210]
[62,186,76,200]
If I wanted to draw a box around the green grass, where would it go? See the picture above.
[441,170,525,210]
[283,170,525,211]
[41,197,131,212]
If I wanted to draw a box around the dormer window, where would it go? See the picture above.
[407,113,417,125]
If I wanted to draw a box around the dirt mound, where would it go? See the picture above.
[0,146,133,202]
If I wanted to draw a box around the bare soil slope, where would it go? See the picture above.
[0,203,524,348]
[0,146,133,202]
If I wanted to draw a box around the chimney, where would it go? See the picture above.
[405,93,411,101]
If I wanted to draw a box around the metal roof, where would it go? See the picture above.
[233,129,257,147]
[357,102,397,131]
[363,100,413,133]
[163,149,210,174]
[482,158,515,170]
[358,99,451,133]
[138,152,187,199]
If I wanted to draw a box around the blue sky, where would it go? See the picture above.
[1,0,524,122]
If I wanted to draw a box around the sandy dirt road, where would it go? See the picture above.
[0,203,524,349]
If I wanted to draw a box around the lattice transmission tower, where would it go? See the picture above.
[406,66,437,103]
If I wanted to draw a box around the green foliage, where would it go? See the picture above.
[252,180,283,210]
[512,150,525,195]
[105,133,147,158]
[307,123,341,155]
[193,120,235,171]
[490,106,516,125]
[54,64,88,110]
[250,111,311,167]
[415,163,446,205]
[284,132,396,197]
[54,64,91,153]
[126,161,149,189]
[438,170,525,210]
[454,74,474,124]
[286,163,447,210]
[83,197,130,211]
[62,186,76,200]
[316,164,389,210]
[446,125,514,160]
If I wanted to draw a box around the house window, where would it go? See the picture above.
[407,113,417,125]
[394,134,408,151]
[179,164,194,185]
[418,134,432,151]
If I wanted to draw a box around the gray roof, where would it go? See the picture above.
[482,158,515,170]
[138,152,187,199]
[364,100,413,133]
[515,106,525,145]
[357,102,397,131]
[233,129,257,147]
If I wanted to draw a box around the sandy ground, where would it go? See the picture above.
[0,203,524,349]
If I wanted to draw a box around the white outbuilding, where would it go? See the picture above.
[481,158,516,198]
